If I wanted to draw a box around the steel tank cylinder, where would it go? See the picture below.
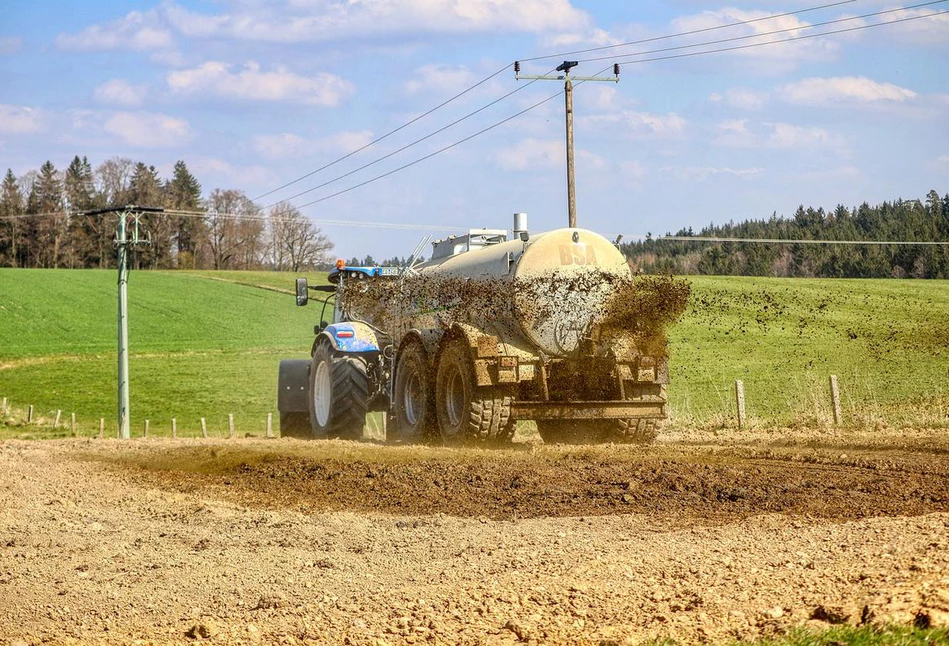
[418,228,630,357]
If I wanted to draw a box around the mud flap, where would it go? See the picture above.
[278,359,310,413]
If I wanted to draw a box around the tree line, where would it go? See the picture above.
[621,190,949,278]
[0,157,333,271]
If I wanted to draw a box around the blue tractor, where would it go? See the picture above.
[277,263,400,439]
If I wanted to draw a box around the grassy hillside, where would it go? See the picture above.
[0,269,332,436]
[668,277,949,426]
[1,269,947,437]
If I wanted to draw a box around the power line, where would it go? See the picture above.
[605,8,949,66]
[254,0,871,204]
[519,0,861,63]
[164,208,450,231]
[290,78,596,212]
[279,7,945,212]
[577,0,949,64]
[263,70,554,209]
[650,236,949,246]
[251,63,510,202]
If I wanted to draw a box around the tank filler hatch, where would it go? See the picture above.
[430,228,508,260]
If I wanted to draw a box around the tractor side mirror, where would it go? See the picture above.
[295,278,309,306]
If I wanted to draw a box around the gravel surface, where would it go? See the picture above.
[1,433,948,645]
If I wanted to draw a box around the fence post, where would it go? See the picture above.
[228,413,235,439]
[829,375,842,425]
[1,397,7,414]
[201,418,208,439]
[99,418,104,439]
[172,417,177,439]
[54,410,62,427]
[266,413,273,439]
[144,419,150,438]
[28,405,34,424]
[735,380,746,429]
[71,412,76,437]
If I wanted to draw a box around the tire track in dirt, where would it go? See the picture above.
[97,442,949,523]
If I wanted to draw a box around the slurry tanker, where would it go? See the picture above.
[278,213,684,445]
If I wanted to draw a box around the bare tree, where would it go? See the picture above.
[205,188,261,270]
[268,202,333,271]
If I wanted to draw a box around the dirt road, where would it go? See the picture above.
[1,428,948,645]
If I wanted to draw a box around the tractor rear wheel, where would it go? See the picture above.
[308,342,369,440]
[434,338,514,445]
[390,341,436,443]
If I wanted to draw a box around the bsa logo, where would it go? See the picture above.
[559,244,598,266]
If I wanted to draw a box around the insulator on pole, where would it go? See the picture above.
[514,61,520,73]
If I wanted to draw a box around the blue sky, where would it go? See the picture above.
[1,0,947,259]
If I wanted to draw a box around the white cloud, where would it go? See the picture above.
[164,0,590,43]
[874,9,949,46]
[495,138,564,171]
[0,36,22,54]
[709,88,768,110]
[0,105,45,135]
[167,61,355,106]
[587,111,686,138]
[188,157,275,187]
[253,133,308,160]
[103,112,190,147]
[55,10,173,52]
[661,166,764,182]
[93,79,147,107]
[669,8,840,72]
[937,155,949,165]
[325,131,374,154]
[713,120,845,153]
[780,76,917,106]
[767,123,839,150]
[405,65,478,96]
[619,160,648,183]
[253,130,374,160]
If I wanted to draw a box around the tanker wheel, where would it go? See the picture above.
[434,338,515,446]
[279,412,311,438]
[537,418,660,445]
[609,418,660,444]
[390,341,436,443]
[308,342,369,440]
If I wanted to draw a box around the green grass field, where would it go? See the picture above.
[1,269,947,437]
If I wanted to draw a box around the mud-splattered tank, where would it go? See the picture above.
[417,227,630,358]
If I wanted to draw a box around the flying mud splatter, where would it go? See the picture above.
[340,269,690,358]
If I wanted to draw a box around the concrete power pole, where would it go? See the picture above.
[84,205,158,438]
[515,61,619,228]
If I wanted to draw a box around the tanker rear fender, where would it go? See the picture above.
[435,323,534,388]
[397,329,441,368]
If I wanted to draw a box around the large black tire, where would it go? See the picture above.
[280,412,311,438]
[610,418,660,444]
[308,342,369,440]
[390,341,436,443]
[434,338,514,445]
[537,418,660,445]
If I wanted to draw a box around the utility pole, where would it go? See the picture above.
[84,205,158,439]
[515,61,619,228]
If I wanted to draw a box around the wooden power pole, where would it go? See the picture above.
[515,61,619,228]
